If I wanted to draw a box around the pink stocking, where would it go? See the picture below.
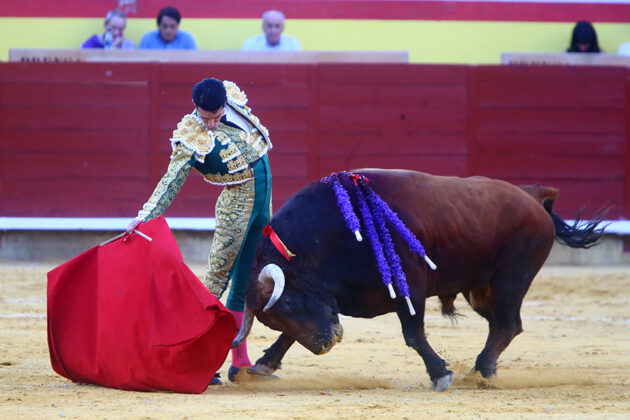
[229,310,253,368]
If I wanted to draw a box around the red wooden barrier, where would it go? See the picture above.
[468,66,626,217]
[0,62,626,219]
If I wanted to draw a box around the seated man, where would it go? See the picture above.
[81,9,135,49]
[242,10,302,51]
[138,6,197,50]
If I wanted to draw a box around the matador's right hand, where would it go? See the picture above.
[124,218,142,240]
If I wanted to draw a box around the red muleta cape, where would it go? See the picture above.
[47,217,236,393]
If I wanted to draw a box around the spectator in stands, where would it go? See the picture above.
[242,10,302,51]
[81,9,135,49]
[138,6,197,50]
[567,21,602,53]
[617,41,630,56]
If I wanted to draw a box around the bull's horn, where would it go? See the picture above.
[231,307,255,348]
[259,263,285,312]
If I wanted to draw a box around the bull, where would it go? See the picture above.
[232,169,605,391]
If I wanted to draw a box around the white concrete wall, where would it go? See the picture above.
[1,231,628,266]
[0,230,213,266]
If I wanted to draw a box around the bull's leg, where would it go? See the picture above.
[468,232,551,379]
[249,333,295,376]
[398,300,453,391]
[474,313,522,379]
[466,278,530,379]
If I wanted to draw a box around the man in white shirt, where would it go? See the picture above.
[242,10,302,51]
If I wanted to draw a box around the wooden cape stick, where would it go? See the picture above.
[99,230,152,246]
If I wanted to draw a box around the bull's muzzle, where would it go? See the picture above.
[315,323,344,355]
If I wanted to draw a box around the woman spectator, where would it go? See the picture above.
[81,9,134,49]
[567,21,602,53]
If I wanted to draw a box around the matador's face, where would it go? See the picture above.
[196,106,225,130]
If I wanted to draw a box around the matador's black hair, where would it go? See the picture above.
[192,78,227,112]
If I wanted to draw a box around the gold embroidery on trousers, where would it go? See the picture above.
[203,179,256,297]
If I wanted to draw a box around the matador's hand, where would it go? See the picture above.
[124,218,142,238]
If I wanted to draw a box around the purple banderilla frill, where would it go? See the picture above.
[354,182,394,297]
[321,172,437,316]
[359,177,437,271]
[359,178,413,314]
[321,173,363,242]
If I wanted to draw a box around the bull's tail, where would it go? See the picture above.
[542,198,607,249]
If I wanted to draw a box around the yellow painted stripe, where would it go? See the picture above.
[1,18,630,63]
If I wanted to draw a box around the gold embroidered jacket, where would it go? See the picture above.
[136,81,271,221]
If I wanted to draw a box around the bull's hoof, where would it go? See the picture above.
[470,368,497,389]
[228,365,279,382]
[228,365,243,382]
[472,365,498,381]
[476,376,497,389]
[430,371,454,392]
[249,363,279,377]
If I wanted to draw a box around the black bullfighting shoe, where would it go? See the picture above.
[228,365,245,382]
[228,365,279,382]
[210,372,222,385]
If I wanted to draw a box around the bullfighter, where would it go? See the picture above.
[126,77,272,383]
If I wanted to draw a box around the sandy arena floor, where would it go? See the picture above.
[0,262,629,419]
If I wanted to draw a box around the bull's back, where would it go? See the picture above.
[359,169,555,284]
[362,169,552,234]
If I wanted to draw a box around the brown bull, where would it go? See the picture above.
[232,169,605,391]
